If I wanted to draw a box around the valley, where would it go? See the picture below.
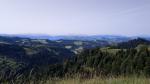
[0,35,150,83]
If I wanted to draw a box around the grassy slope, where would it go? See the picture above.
[33,76,150,84]
[2,76,150,84]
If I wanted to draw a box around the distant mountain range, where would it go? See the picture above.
[1,34,150,42]
[0,35,112,54]
[0,34,131,42]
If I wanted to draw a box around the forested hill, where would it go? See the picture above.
[64,45,150,77]
[60,38,150,77]
[116,38,150,49]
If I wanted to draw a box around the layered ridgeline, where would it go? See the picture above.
[0,36,150,83]
[0,36,75,81]
[0,36,111,80]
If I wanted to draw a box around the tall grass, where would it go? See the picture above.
[46,76,150,84]
[1,75,150,84]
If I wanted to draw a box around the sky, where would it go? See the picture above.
[0,0,150,36]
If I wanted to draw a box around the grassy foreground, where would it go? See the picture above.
[28,76,150,84]
[2,76,150,84]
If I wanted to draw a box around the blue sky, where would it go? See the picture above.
[0,0,150,36]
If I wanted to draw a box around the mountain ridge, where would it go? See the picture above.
[0,34,132,42]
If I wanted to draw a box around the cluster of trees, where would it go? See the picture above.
[64,45,150,77]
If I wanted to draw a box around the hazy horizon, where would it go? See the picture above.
[0,0,150,36]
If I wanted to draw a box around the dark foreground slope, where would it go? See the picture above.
[0,36,75,81]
